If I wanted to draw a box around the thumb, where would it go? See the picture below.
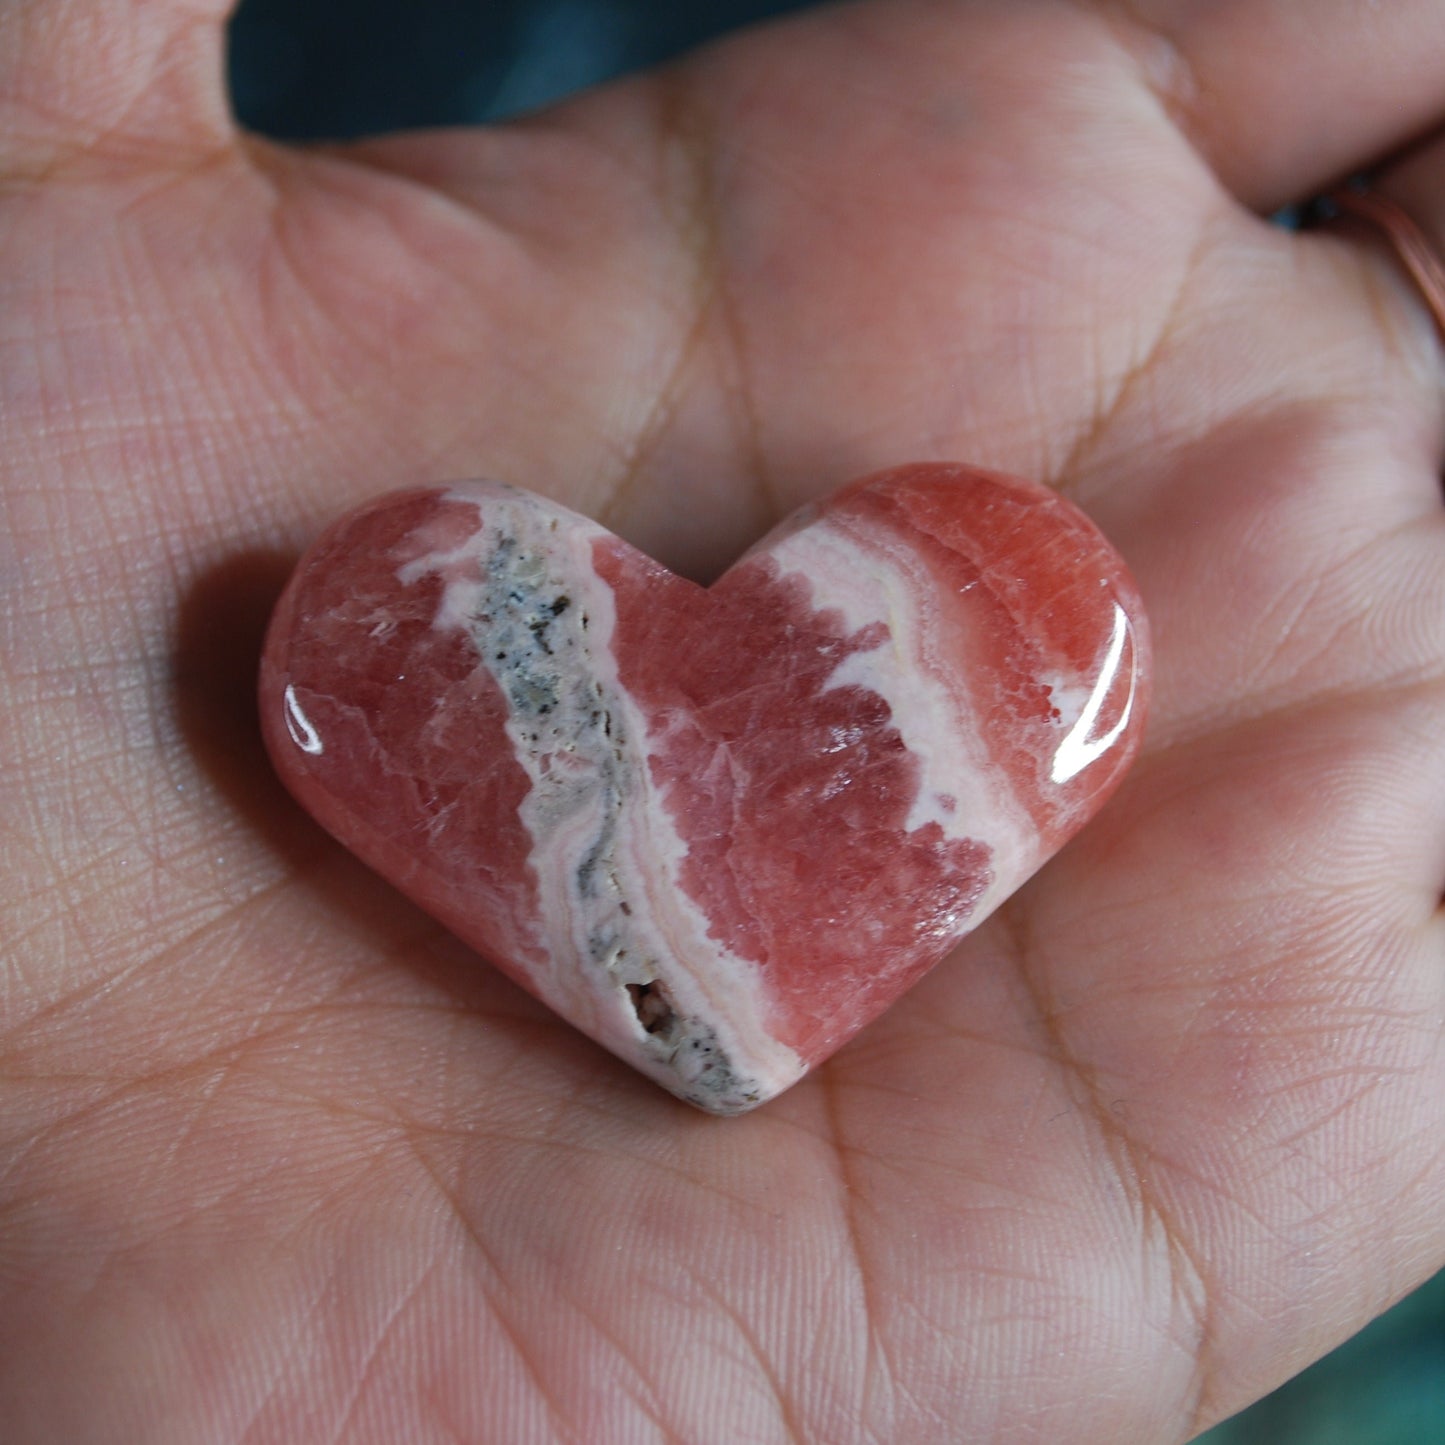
[0,0,236,175]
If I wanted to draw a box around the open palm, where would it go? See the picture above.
[3,2,1444,1441]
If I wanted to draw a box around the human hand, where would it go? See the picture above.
[2,2,1443,1440]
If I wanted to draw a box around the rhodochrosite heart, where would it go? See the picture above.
[260,465,1148,1113]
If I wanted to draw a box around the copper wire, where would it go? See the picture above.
[1326,186,1445,338]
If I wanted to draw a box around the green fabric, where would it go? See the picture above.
[1200,1270,1445,1443]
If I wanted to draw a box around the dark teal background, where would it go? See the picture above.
[1199,1269,1445,1443]
[226,3,1445,1439]
[229,0,817,138]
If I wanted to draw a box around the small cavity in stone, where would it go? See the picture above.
[627,980,676,1036]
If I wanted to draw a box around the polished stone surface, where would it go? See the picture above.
[260,465,1149,1112]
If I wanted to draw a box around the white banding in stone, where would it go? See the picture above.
[762,513,1040,929]
[399,484,805,1111]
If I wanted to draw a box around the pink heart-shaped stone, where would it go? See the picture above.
[260,464,1148,1113]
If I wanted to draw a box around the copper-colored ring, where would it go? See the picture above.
[1325,187,1445,339]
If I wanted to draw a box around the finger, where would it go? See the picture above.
[1309,132,1445,404]
[1370,130,1445,314]
[1109,0,1445,209]
[0,0,237,175]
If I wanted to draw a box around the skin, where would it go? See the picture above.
[1,0,1443,1440]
